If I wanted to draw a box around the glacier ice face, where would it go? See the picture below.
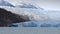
[9,21,60,27]
[22,21,37,27]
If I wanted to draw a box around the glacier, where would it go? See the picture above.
[0,6,60,27]
[0,0,60,27]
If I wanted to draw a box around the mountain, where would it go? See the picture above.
[0,4,60,27]
[15,3,39,9]
[0,0,14,7]
[0,0,44,9]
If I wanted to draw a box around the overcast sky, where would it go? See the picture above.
[4,0,60,10]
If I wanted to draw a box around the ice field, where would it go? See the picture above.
[0,0,60,27]
[0,6,60,27]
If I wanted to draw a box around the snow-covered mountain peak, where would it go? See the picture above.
[14,3,44,10]
[15,3,38,9]
[0,0,14,7]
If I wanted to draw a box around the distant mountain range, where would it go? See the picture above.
[0,0,44,9]
[15,3,44,9]
[15,3,38,9]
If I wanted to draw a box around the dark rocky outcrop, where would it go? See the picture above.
[0,8,30,27]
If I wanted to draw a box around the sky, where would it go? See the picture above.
[3,0,60,10]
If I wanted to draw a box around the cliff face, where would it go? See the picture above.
[0,8,30,27]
